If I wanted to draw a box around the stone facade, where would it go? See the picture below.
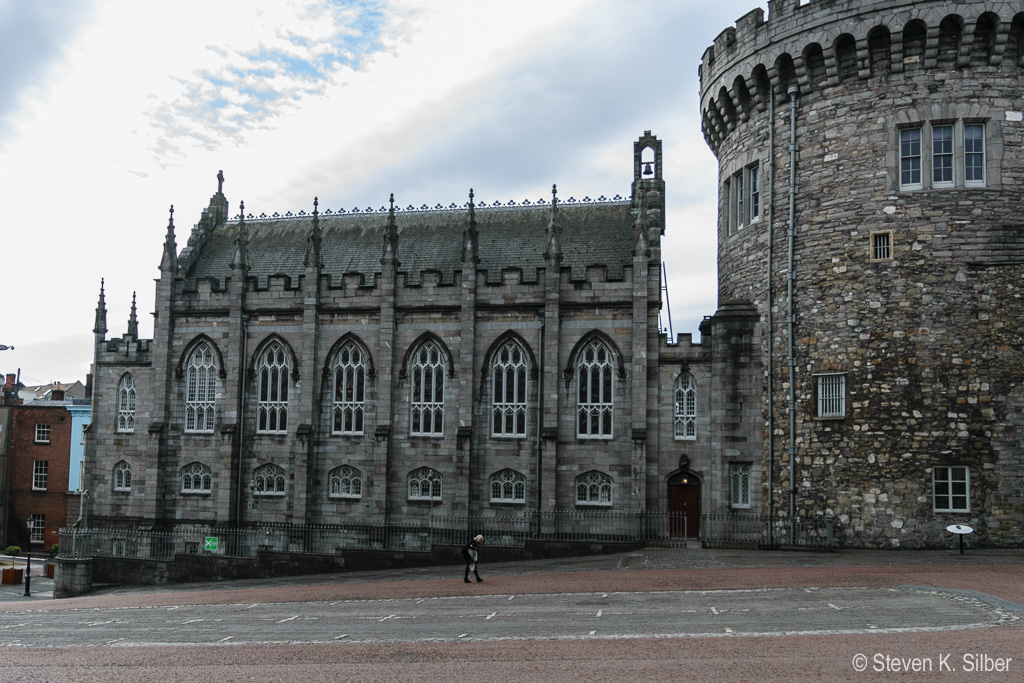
[701,0,1024,546]
[83,133,763,541]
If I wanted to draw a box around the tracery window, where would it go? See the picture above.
[575,470,613,506]
[181,462,212,494]
[492,339,528,437]
[329,465,363,499]
[674,372,696,440]
[185,343,217,433]
[576,339,614,438]
[113,461,132,491]
[731,463,751,508]
[332,341,366,435]
[256,343,289,434]
[252,463,286,496]
[489,469,527,503]
[408,467,442,501]
[410,341,444,436]
[117,373,136,433]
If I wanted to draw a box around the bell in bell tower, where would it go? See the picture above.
[632,130,665,235]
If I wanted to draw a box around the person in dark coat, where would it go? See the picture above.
[462,534,484,583]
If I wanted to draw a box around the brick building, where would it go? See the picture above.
[700,0,1024,546]
[83,133,764,545]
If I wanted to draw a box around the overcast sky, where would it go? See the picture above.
[0,0,767,386]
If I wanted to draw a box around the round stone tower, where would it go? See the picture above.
[700,0,1024,547]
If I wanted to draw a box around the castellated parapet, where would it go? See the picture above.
[702,0,1024,548]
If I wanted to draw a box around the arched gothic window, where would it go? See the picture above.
[252,463,286,496]
[489,469,526,503]
[185,343,217,433]
[181,462,212,494]
[113,461,132,491]
[408,467,442,501]
[674,372,697,440]
[332,341,366,434]
[410,341,444,436]
[575,470,613,506]
[492,339,528,437]
[117,374,136,433]
[576,339,614,438]
[329,465,363,499]
[256,342,289,433]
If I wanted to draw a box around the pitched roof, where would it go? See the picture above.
[182,201,636,289]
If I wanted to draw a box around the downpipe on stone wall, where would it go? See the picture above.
[766,86,775,546]
[786,84,800,537]
[234,314,249,524]
[535,319,545,534]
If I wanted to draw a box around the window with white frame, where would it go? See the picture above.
[492,339,528,437]
[932,124,954,186]
[256,343,289,433]
[185,343,217,433]
[489,469,526,503]
[933,466,970,512]
[816,373,846,418]
[674,372,697,440]
[252,463,286,496]
[27,514,45,544]
[32,460,48,491]
[749,165,760,222]
[332,341,366,435]
[34,423,50,444]
[410,341,445,436]
[575,470,613,506]
[329,465,363,499]
[899,127,922,189]
[113,461,132,491]
[725,164,760,235]
[964,123,985,185]
[181,462,212,494]
[730,463,752,508]
[408,467,442,501]
[117,373,136,432]
[871,231,892,260]
[577,339,614,438]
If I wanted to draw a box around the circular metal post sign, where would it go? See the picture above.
[946,524,973,534]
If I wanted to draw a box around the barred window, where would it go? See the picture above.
[34,423,50,444]
[113,461,132,491]
[256,343,289,434]
[576,339,614,438]
[933,466,970,513]
[408,467,442,501]
[32,460,48,491]
[492,340,528,437]
[185,343,217,433]
[332,341,366,435]
[410,341,445,436]
[871,231,892,260]
[730,463,751,508]
[674,372,696,440]
[816,374,846,418]
[181,462,212,494]
[489,469,527,503]
[252,463,286,496]
[899,128,922,189]
[329,465,363,499]
[575,470,613,506]
[117,373,136,433]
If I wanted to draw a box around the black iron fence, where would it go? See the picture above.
[59,511,834,561]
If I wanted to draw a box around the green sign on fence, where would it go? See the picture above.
[205,537,218,552]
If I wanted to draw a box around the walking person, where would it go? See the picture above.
[462,534,484,583]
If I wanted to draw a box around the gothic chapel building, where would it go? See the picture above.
[84,132,763,541]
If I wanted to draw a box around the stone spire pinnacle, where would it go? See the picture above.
[544,183,562,260]
[305,197,323,268]
[381,193,400,265]
[161,204,177,272]
[93,278,107,336]
[461,188,479,264]
[127,291,138,338]
[232,200,248,269]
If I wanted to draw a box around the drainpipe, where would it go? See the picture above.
[786,83,800,535]
[766,87,775,545]
[535,319,545,533]
[234,314,249,525]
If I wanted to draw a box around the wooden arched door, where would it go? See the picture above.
[668,472,701,538]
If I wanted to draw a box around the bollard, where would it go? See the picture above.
[23,552,31,597]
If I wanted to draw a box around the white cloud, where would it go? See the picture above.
[0,0,766,382]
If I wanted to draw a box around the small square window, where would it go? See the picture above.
[933,466,970,513]
[871,232,892,260]
[34,424,51,444]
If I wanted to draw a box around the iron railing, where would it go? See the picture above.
[59,512,835,561]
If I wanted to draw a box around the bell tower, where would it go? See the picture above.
[631,131,665,234]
